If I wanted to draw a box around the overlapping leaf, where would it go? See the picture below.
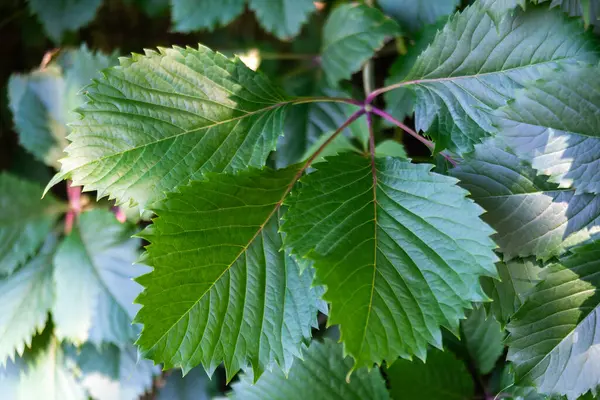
[404,1,599,154]
[248,0,316,40]
[230,339,389,400]
[157,367,215,400]
[52,210,149,346]
[0,173,63,275]
[27,0,102,42]
[378,0,459,32]
[321,4,400,85]
[386,349,474,400]
[0,237,56,364]
[46,45,292,210]
[282,153,497,368]
[535,0,600,27]
[481,259,545,327]
[496,65,600,194]
[461,306,504,374]
[452,141,600,260]
[507,242,600,399]
[135,166,323,380]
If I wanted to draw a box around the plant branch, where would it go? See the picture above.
[370,106,457,166]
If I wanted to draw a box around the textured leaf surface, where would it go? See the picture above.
[248,0,315,40]
[386,349,474,400]
[157,367,215,400]
[136,166,322,380]
[378,0,459,31]
[282,153,497,368]
[27,0,102,42]
[230,339,389,400]
[0,237,55,364]
[322,4,400,85]
[47,45,291,210]
[52,210,149,346]
[171,0,245,32]
[405,2,598,154]
[536,0,600,27]
[0,173,62,275]
[507,242,600,399]
[452,142,600,260]
[482,259,545,327]
[461,306,504,374]
[496,65,600,194]
[68,343,158,400]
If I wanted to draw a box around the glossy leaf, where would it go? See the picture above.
[282,153,497,368]
[52,210,149,346]
[135,166,322,380]
[322,4,400,85]
[378,0,459,32]
[230,339,389,400]
[0,237,56,364]
[452,141,600,260]
[405,2,598,154]
[27,0,102,42]
[461,306,504,374]
[46,45,292,211]
[507,242,600,399]
[496,65,600,194]
[386,349,474,400]
[0,173,63,275]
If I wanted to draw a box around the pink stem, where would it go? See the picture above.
[64,181,82,234]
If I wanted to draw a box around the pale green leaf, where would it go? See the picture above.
[405,2,598,154]
[68,343,159,400]
[481,259,545,327]
[27,0,102,42]
[375,140,407,159]
[282,153,497,368]
[0,173,63,275]
[135,166,323,380]
[230,339,389,400]
[322,4,401,85]
[452,141,600,260]
[299,130,358,163]
[495,65,600,194]
[461,306,504,374]
[248,0,315,40]
[0,237,56,364]
[378,0,459,32]
[52,210,149,347]
[507,242,600,399]
[46,45,293,211]
[386,349,474,400]
[171,0,245,33]
[157,367,215,400]
[482,0,527,26]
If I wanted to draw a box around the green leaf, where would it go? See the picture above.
[482,0,527,26]
[507,242,600,399]
[535,0,600,28]
[0,237,56,364]
[461,306,504,374]
[230,339,389,400]
[322,4,400,85]
[405,2,599,154]
[157,368,216,400]
[481,259,545,328]
[378,0,459,32]
[375,140,407,159]
[386,349,474,400]
[27,0,102,42]
[248,0,316,40]
[135,166,323,381]
[67,343,159,400]
[451,141,600,260]
[282,153,497,368]
[495,65,600,194]
[46,45,293,211]
[171,0,245,33]
[299,130,358,163]
[0,173,63,275]
[52,210,149,347]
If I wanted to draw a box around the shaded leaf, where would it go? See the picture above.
[452,141,600,260]
[375,140,407,159]
[386,349,474,400]
[27,0,102,42]
[535,0,600,28]
[157,367,215,400]
[135,166,322,381]
[248,0,316,40]
[507,242,600,399]
[378,0,459,32]
[230,339,389,400]
[282,153,497,368]
[0,173,63,275]
[461,306,504,374]
[322,4,400,85]
[171,0,245,33]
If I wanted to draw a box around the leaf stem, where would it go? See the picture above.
[370,106,457,166]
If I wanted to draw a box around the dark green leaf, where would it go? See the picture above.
[378,0,459,32]
[157,367,216,400]
[27,0,102,42]
[461,306,504,374]
[171,0,245,33]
